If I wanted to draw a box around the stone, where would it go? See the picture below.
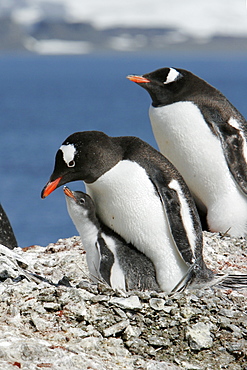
[180,361,203,369]
[109,295,142,310]
[0,235,245,370]
[102,319,130,337]
[30,312,55,332]
[185,322,213,350]
[147,335,171,347]
[149,298,166,311]
[43,302,61,311]
[219,308,236,318]
[123,324,142,340]
[63,301,88,321]
[146,360,182,369]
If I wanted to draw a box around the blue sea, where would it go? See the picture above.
[1,51,247,248]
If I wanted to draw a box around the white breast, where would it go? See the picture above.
[86,160,188,292]
[150,102,232,203]
[149,101,247,236]
[65,198,101,282]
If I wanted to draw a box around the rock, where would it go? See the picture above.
[79,336,102,350]
[43,302,61,311]
[76,279,97,293]
[180,306,199,319]
[102,319,130,337]
[0,234,245,369]
[91,294,109,302]
[147,335,171,347]
[145,360,182,369]
[101,337,129,357]
[30,312,56,332]
[219,308,236,318]
[123,324,142,340]
[185,322,213,350]
[149,298,166,310]
[179,361,203,370]
[109,295,142,310]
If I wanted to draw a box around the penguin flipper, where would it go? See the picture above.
[202,106,247,195]
[151,176,200,265]
[95,237,114,286]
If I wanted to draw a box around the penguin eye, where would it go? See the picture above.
[79,198,85,205]
[68,160,75,167]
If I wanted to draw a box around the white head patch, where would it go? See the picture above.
[164,68,181,84]
[60,144,76,167]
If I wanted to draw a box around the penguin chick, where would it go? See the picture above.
[63,186,161,291]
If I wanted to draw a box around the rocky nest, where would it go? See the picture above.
[0,232,246,370]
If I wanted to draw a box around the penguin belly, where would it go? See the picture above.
[149,101,247,236]
[86,160,188,292]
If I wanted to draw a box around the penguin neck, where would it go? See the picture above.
[75,216,100,248]
[66,202,100,249]
[66,204,102,281]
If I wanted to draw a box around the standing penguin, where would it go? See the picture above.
[127,68,247,237]
[41,131,213,292]
[63,186,160,291]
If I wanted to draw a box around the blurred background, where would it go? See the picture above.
[1,0,247,247]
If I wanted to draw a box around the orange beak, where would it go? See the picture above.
[63,186,76,200]
[126,75,150,83]
[41,177,62,199]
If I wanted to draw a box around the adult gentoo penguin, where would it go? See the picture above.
[127,68,247,237]
[41,130,213,292]
[63,186,160,291]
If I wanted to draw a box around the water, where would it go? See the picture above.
[0,51,247,247]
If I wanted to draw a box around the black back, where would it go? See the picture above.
[0,204,17,249]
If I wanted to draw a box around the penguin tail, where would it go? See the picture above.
[213,273,247,290]
[171,263,247,293]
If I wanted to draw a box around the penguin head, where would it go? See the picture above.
[41,131,121,198]
[127,67,190,106]
[63,186,96,220]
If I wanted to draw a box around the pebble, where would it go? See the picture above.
[0,234,245,370]
[123,324,142,340]
[102,319,130,337]
[149,298,166,311]
[185,322,213,350]
[109,295,142,310]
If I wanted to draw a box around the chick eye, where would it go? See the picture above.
[68,160,75,167]
[79,198,85,205]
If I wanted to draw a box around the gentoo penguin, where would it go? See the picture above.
[127,68,247,237]
[41,131,213,292]
[0,204,17,249]
[63,186,160,291]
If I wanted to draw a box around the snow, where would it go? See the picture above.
[7,0,247,39]
[24,37,93,54]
